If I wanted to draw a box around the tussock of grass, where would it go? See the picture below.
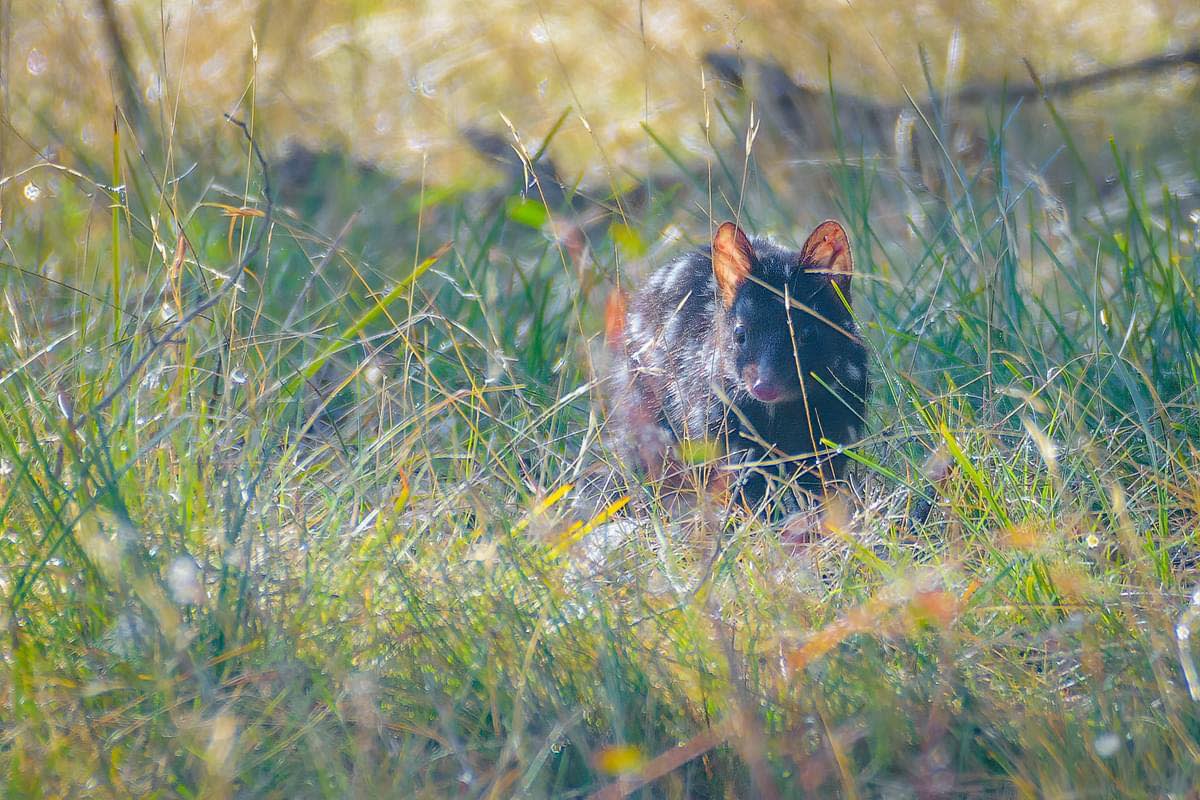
[3,10,1200,799]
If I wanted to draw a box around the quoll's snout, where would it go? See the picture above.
[743,361,791,404]
[751,378,781,403]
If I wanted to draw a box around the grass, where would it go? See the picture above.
[3,7,1200,798]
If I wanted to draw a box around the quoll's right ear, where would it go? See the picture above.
[800,220,853,294]
[712,222,754,306]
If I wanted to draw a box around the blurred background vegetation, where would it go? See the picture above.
[3,1,1200,798]
[6,0,1199,182]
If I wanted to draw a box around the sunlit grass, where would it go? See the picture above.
[3,2,1200,798]
[6,0,1199,186]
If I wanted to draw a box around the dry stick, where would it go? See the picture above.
[952,45,1200,105]
[718,45,1200,141]
[587,722,730,800]
[88,114,272,418]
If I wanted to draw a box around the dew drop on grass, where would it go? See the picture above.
[0,459,12,476]
[168,556,203,605]
[23,182,41,202]
[1094,733,1120,758]
[1177,624,1191,641]
[230,368,248,385]
[26,48,47,76]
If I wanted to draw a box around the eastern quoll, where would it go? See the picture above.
[605,220,867,513]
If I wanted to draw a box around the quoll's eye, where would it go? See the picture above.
[733,323,746,346]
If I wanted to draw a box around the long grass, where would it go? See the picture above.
[3,10,1200,799]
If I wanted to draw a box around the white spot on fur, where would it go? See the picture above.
[626,314,643,342]
[664,306,685,344]
[667,256,691,287]
[648,264,669,290]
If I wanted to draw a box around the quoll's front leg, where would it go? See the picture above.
[731,443,822,519]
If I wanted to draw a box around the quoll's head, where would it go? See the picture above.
[711,219,855,405]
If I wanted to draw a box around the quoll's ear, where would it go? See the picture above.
[712,222,754,306]
[604,288,628,348]
[800,220,853,293]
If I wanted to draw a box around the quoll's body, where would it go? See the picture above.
[606,221,867,511]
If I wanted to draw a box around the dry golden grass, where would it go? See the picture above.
[6,0,1198,185]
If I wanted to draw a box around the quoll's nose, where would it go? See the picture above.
[750,378,781,403]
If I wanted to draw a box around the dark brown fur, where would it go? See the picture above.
[605,221,868,514]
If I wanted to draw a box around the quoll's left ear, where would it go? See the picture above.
[800,220,853,293]
[712,221,755,307]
